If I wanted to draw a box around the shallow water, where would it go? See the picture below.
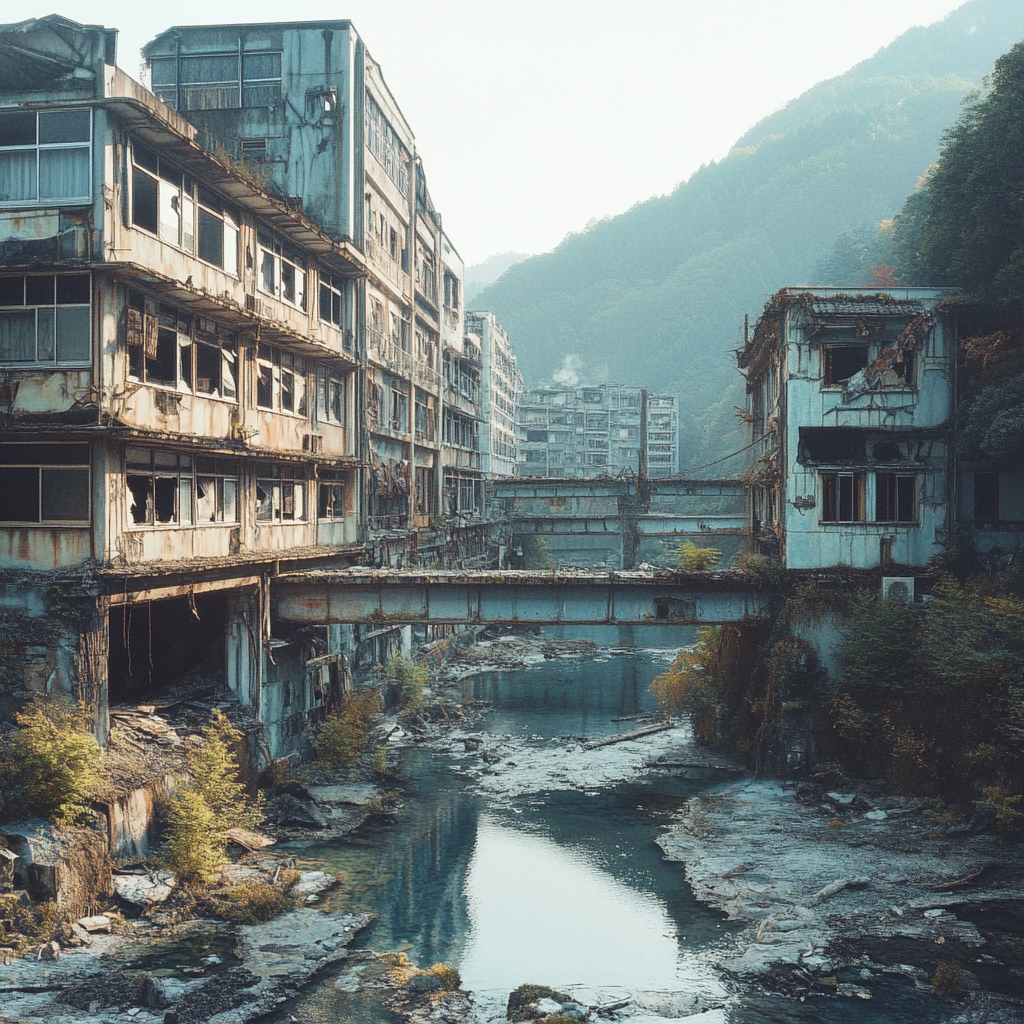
[258,626,970,1024]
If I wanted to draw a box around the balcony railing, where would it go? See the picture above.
[364,235,405,287]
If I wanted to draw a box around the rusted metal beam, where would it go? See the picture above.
[273,568,775,626]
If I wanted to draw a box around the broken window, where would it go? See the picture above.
[256,345,307,416]
[318,273,345,329]
[823,345,869,385]
[974,472,999,523]
[193,321,237,400]
[821,472,865,523]
[195,457,238,523]
[414,467,436,515]
[256,464,306,522]
[0,274,90,365]
[0,108,91,205]
[131,144,237,274]
[125,447,191,526]
[316,367,347,425]
[127,294,195,391]
[318,470,346,520]
[875,473,916,523]
[443,272,460,312]
[0,443,90,523]
[258,227,306,309]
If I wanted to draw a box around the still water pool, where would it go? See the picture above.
[262,626,961,1024]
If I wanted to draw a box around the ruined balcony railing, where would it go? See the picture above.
[368,327,412,376]
[413,359,442,389]
[368,514,409,531]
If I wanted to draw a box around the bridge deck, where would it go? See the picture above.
[273,568,775,626]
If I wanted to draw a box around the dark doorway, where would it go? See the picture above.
[108,592,227,702]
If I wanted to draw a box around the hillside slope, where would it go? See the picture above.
[471,0,1023,470]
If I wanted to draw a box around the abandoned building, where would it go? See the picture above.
[517,385,679,479]
[466,310,522,481]
[141,19,502,567]
[0,14,530,761]
[0,15,379,757]
[740,288,959,571]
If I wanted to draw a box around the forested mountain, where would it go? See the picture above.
[470,0,1023,471]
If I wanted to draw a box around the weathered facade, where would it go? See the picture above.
[0,15,367,756]
[740,288,956,571]
[517,385,679,479]
[141,20,461,564]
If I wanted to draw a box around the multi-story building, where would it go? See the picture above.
[517,385,678,479]
[468,311,521,478]
[142,19,449,560]
[0,15,370,755]
[739,288,956,570]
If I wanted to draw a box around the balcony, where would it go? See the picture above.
[364,235,406,291]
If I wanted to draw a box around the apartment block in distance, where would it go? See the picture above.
[142,19,457,565]
[0,15,367,758]
[467,310,521,479]
[517,384,679,479]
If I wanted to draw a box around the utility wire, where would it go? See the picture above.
[684,432,771,476]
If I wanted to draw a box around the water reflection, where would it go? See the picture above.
[461,814,681,991]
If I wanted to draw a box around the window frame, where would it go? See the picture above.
[125,446,238,528]
[822,344,869,387]
[0,443,91,525]
[318,469,346,521]
[258,227,307,311]
[0,108,92,208]
[821,471,866,523]
[0,273,92,367]
[255,464,307,523]
[874,472,916,524]
[256,344,308,417]
[150,51,282,112]
[130,142,239,276]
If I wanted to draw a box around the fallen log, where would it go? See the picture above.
[582,722,674,750]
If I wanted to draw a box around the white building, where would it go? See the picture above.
[468,311,521,478]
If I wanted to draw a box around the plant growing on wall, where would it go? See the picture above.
[0,696,102,826]
[315,688,382,767]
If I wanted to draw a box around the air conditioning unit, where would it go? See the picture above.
[881,577,915,603]
[302,433,324,454]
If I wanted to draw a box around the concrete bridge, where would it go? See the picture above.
[491,477,750,568]
[273,568,775,627]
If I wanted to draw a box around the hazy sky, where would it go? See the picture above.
[68,0,965,264]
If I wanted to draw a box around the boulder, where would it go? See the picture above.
[407,972,443,993]
[37,940,60,960]
[77,914,112,933]
[142,977,171,1009]
[113,870,176,906]
[289,871,340,898]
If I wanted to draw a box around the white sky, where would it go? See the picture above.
[70,0,964,264]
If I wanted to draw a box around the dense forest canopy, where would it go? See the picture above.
[469,0,1023,471]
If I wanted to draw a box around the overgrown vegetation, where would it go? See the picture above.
[212,882,294,924]
[519,535,555,570]
[0,696,102,826]
[665,540,721,571]
[660,573,1024,811]
[315,688,382,767]
[507,984,572,1022]
[371,653,431,711]
[165,709,263,884]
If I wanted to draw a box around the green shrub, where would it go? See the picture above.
[932,962,969,999]
[166,787,223,884]
[165,709,263,884]
[0,696,102,825]
[214,882,293,924]
[668,540,721,571]
[373,745,389,774]
[375,654,431,710]
[316,689,381,767]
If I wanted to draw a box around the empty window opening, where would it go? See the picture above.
[823,345,868,385]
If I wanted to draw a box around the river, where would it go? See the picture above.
[259,626,969,1024]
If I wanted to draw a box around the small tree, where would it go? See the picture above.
[315,689,382,767]
[165,709,262,883]
[166,787,223,884]
[0,697,102,826]
[670,540,721,571]
[187,709,263,830]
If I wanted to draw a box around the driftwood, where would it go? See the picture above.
[931,862,996,891]
[806,877,863,907]
[582,722,674,750]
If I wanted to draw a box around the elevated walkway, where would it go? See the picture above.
[273,568,776,626]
